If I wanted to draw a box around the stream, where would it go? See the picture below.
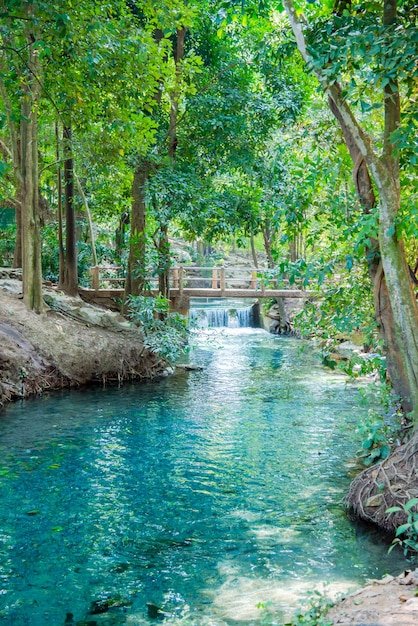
[0,325,404,625]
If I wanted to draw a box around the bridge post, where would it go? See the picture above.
[91,266,99,291]
[220,267,225,293]
[212,267,218,289]
[179,265,184,296]
[173,267,179,289]
[250,270,257,289]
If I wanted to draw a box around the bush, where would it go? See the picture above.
[126,294,189,363]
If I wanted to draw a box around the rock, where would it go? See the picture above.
[146,602,163,619]
[375,575,395,585]
[335,340,363,359]
[404,597,418,611]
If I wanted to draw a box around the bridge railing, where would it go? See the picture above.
[88,265,304,293]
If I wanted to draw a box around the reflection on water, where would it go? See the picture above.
[0,329,404,625]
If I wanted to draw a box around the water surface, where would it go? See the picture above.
[0,329,403,625]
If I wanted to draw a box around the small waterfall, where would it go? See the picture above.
[190,303,258,328]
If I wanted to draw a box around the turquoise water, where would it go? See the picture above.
[0,329,403,625]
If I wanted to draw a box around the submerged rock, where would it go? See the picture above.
[146,602,164,619]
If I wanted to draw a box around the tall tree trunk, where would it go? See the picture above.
[157,223,170,299]
[154,26,187,298]
[21,87,43,312]
[250,234,259,268]
[75,173,98,267]
[262,221,275,268]
[55,121,65,285]
[13,198,22,268]
[20,24,43,313]
[60,125,78,295]
[124,161,152,301]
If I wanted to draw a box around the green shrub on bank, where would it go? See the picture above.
[126,294,189,364]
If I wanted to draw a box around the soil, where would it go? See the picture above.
[0,272,165,408]
[0,268,415,625]
[325,569,418,625]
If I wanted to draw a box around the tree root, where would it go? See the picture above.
[347,435,418,531]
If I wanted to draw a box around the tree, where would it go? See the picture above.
[0,0,44,311]
[282,0,418,420]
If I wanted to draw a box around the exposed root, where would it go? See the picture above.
[347,435,418,531]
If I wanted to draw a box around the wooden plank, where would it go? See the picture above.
[80,287,313,299]
[168,288,313,298]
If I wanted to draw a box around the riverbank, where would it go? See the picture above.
[0,275,165,408]
[324,569,418,625]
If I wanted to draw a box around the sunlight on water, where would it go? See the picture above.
[0,328,405,625]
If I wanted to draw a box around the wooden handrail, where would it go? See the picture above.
[88,265,307,296]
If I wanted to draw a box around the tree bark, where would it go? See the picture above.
[250,234,259,268]
[124,161,152,301]
[55,121,65,286]
[157,223,170,299]
[60,125,78,296]
[20,22,44,313]
[262,221,275,268]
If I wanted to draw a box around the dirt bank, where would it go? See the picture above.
[325,569,418,625]
[0,274,165,408]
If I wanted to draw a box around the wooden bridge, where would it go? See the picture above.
[79,265,312,310]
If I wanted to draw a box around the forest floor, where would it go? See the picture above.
[0,269,416,625]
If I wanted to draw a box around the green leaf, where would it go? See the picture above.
[386,224,396,237]
[396,523,411,536]
[404,498,418,511]
[386,506,402,514]
[345,255,353,270]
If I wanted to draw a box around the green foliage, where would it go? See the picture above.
[126,294,189,363]
[289,590,334,626]
[387,498,418,557]
[293,263,377,346]
[0,224,16,266]
[255,590,334,626]
[355,385,404,468]
[356,414,392,466]
[41,221,119,285]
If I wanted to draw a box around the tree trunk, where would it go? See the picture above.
[124,161,152,301]
[262,221,275,269]
[55,121,65,286]
[75,173,98,267]
[377,182,418,419]
[13,197,22,268]
[157,223,170,299]
[20,25,44,313]
[328,97,413,414]
[60,125,78,296]
[250,234,259,268]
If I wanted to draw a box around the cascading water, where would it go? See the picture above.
[190,298,257,328]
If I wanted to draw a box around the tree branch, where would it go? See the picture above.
[282,0,383,182]
[0,137,12,160]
